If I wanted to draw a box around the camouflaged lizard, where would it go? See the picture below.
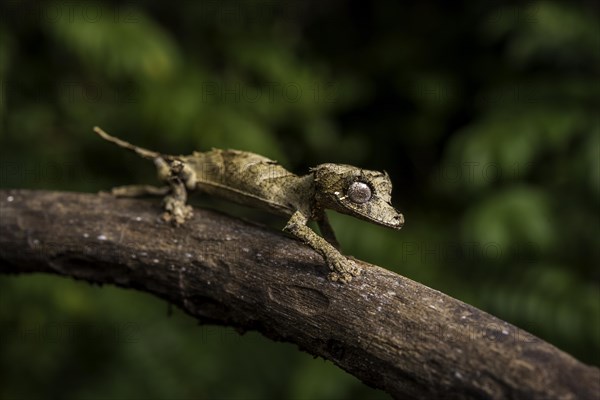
[94,127,404,283]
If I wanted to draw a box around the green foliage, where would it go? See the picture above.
[0,1,598,398]
[46,3,180,81]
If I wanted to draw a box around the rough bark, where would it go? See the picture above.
[0,189,598,400]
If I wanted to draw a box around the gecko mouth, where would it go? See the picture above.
[336,197,404,229]
[356,210,404,229]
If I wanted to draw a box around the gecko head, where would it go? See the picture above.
[312,164,404,229]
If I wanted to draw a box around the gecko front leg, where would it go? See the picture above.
[284,211,361,283]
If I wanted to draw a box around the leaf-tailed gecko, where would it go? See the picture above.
[94,127,404,283]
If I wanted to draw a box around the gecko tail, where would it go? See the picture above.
[93,126,160,160]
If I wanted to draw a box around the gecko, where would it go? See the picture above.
[93,126,404,283]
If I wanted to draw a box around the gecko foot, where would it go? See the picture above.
[326,254,361,283]
[162,197,193,225]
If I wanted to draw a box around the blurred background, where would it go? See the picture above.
[0,0,598,398]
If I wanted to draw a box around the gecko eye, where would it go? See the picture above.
[347,181,372,204]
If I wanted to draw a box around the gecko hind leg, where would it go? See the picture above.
[104,155,172,198]
[110,185,170,197]
[107,157,194,225]
[156,157,197,225]
[161,177,193,225]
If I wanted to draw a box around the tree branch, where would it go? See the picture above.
[0,189,598,399]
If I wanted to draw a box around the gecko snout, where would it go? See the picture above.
[394,213,405,228]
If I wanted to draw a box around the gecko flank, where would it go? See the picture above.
[93,126,404,283]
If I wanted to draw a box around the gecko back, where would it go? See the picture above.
[183,149,311,216]
[94,127,311,217]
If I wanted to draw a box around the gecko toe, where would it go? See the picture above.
[161,205,193,226]
[327,256,361,283]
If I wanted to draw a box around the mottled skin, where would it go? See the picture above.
[94,127,404,283]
